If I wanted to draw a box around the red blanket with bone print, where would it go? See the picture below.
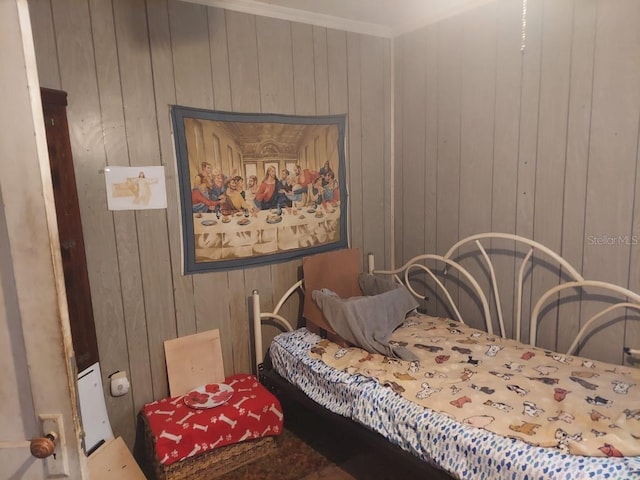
[142,374,283,466]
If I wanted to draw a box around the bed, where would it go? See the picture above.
[251,233,640,479]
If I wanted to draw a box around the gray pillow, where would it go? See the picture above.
[312,273,418,360]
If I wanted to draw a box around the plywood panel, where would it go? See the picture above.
[581,0,640,363]
[164,329,225,396]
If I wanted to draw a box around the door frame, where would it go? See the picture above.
[0,0,86,478]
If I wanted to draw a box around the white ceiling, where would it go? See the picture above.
[181,0,495,37]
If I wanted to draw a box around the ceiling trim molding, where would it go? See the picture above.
[180,0,394,38]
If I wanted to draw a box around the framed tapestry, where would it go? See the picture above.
[171,106,348,274]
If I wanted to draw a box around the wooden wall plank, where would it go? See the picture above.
[209,8,232,112]
[208,8,244,374]
[89,0,148,445]
[457,4,497,331]
[49,0,133,445]
[346,33,363,254]
[491,0,524,338]
[291,23,316,116]
[168,2,234,375]
[581,0,640,363]
[513,0,543,341]
[360,36,388,263]
[28,0,61,89]
[558,0,597,353]
[530,0,573,351]
[256,15,297,360]
[435,16,462,255]
[312,26,329,115]
[399,30,427,265]
[114,0,177,403]
[147,0,197,343]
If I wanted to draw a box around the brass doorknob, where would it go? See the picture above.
[30,432,57,459]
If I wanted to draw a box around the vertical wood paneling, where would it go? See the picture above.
[628,121,640,367]
[491,0,524,338]
[30,0,391,448]
[115,0,177,405]
[346,32,363,254]
[435,16,462,255]
[89,0,148,443]
[531,0,573,350]
[514,0,543,341]
[395,0,640,363]
[581,0,640,363]
[227,10,274,372]
[423,26,438,259]
[393,39,404,267]
[515,0,542,243]
[457,4,497,331]
[256,15,297,356]
[208,8,247,374]
[28,0,61,88]
[400,30,427,264]
[360,37,387,262]
[169,2,234,374]
[558,0,597,353]
[48,0,134,445]
[312,26,329,115]
[291,24,316,116]
[147,0,197,344]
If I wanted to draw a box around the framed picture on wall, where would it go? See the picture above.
[170,106,348,274]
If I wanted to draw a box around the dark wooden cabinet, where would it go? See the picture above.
[41,88,99,372]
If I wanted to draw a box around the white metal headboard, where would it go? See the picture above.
[252,233,640,371]
[369,232,640,355]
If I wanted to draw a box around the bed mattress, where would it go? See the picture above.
[269,327,640,480]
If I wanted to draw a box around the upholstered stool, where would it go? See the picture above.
[141,373,282,480]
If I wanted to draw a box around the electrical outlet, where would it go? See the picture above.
[39,413,69,477]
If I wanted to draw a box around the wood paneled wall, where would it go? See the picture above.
[28,0,391,447]
[395,0,640,365]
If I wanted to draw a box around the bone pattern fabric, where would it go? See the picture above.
[142,374,283,466]
[311,274,419,360]
[310,314,640,457]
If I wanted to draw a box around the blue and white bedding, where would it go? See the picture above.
[269,327,640,479]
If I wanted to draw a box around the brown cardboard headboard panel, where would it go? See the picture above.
[302,248,362,338]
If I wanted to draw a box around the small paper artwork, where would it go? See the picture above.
[104,166,167,211]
